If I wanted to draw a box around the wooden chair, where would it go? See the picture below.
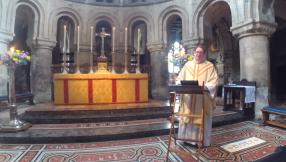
[166,83,205,162]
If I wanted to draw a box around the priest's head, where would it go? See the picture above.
[194,46,206,62]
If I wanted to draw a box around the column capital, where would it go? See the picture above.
[0,29,14,44]
[181,37,212,51]
[146,41,168,53]
[27,38,57,50]
[230,19,277,39]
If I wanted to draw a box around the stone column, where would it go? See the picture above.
[0,30,14,96]
[27,38,56,103]
[147,42,169,99]
[231,21,276,119]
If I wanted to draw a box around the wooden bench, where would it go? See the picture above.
[0,93,35,105]
[0,83,35,106]
[261,106,286,129]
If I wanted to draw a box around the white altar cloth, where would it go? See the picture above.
[222,85,255,103]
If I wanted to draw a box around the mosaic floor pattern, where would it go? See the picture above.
[0,121,285,162]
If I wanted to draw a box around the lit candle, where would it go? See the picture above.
[138,29,140,54]
[112,27,115,52]
[91,26,93,52]
[77,26,79,52]
[64,26,66,53]
[10,47,15,53]
[125,28,127,52]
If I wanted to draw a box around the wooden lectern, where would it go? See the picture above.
[166,83,206,162]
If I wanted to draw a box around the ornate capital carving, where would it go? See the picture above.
[230,19,277,38]
[181,37,212,51]
[27,38,57,50]
[146,41,168,53]
[0,29,14,44]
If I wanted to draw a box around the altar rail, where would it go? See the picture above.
[51,63,152,101]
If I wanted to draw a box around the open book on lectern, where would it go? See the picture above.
[180,80,199,86]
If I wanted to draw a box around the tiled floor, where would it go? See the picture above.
[0,121,285,162]
[1,99,285,161]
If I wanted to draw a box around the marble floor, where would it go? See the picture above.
[0,121,285,162]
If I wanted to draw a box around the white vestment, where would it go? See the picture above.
[176,60,218,146]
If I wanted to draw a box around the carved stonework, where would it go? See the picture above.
[0,29,14,45]
[181,37,212,53]
[26,38,57,50]
[146,42,168,53]
[230,20,277,38]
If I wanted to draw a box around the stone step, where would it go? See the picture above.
[19,106,171,124]
[0,118,178,144]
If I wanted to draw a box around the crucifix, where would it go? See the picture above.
[96,28,110,58]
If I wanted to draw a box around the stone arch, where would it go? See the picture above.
[158,5,189,44]
[192,0,236,46]
[87,12,120,44]
[49,7,83,42]
[7,0,44,38]
[125,12,155,44]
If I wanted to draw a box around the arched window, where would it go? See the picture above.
[168,41,186,73]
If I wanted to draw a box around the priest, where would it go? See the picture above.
[176,46,218,147]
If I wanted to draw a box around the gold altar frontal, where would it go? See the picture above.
[54,73,148,104]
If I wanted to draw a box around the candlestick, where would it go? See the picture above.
[75,51,81,74]
[125,28,127,52]
[112,27,115,52]
[138,29,140,54]
[91,26,93,52]
[111,52,116,74]
[123,52,128,74]
[77,26,79,52]
[64,26,66,53]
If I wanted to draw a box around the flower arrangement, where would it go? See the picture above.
[165,50,194,68]
[0,48,31,66]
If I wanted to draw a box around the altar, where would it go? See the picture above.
[54,73,148,104]
[54,26,149,104]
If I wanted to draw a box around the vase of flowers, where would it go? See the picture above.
[168,50,193,70]
[0,48,32,132]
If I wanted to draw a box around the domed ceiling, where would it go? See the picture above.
[66,0,172,7]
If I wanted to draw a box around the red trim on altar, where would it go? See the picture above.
[55,101,147,105]
[112,80,117,102]
[55,77,148,80]
[88,80,93,103]
[64,80,69,104]
[135,79,140,101]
